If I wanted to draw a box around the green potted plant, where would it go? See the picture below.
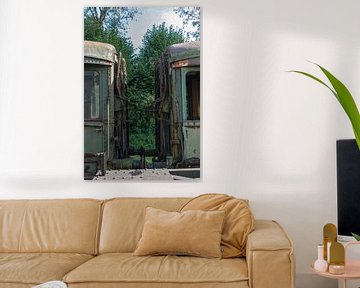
[290,63,360,241]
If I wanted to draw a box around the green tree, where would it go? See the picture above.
[174,7,200,41]
[84,7,139,36]
[138,23,185,76]
[84,7,139,78]
[127,23,184,149]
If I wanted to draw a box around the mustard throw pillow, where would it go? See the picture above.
[181,193,255,258]
[134,207,225,258]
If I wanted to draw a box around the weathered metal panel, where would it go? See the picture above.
[84,58,113,66]
[182,122,200,160]
[84,41,118,63]
[84,65,108,155]
[84,122,103,153]
[154,41,200,166]
[180,67,200,162]
[171,57,200,68]
[166,41,200,63]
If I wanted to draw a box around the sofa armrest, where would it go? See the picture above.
[246,220,295,288]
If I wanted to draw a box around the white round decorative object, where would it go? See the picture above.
[314,244,328,272]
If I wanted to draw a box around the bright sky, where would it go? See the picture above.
[127,7,188,51]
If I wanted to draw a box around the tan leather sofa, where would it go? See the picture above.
[0,198,295,288]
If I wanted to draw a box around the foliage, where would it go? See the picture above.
[139,23,184,66]
[127,91,155,148]
[289,63,360,151]
[352,232,360,241]
[174,7,200,41]
[135,22,184,93]
[127,23,184,148]
[84,7,139,36]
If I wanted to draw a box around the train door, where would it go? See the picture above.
[181,67,200,161]
[84,67,108,155]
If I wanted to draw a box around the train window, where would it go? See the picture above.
[84,70,100,120]
[186,71,200,120]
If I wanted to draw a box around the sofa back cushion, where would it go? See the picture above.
[0,199,102,254]
[99,198,189,253]
[181,194,254,258]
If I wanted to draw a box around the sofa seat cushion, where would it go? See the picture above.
[64,253,248,285]
[0,253,93,285]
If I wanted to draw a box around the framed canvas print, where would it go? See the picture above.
[83,7,200,181]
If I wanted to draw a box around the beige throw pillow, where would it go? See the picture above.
[134,207,225,258]
[181,193,255,258]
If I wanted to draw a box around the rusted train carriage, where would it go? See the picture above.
[84,41,128,178]
[155,41,200,168]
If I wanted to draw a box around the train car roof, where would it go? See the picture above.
[165,41,200,63]
[84,41,118,63]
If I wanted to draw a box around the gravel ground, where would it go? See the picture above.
[92,168,198,181]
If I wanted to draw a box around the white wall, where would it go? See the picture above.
[1,0,359,287]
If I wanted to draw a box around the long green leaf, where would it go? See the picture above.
[316,64,360,150]
[289,64,360,150]
[351,232,360,241]
[353,127,360,150]
[288,70,337,98]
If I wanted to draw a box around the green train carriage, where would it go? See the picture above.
[155,41,200,168]
[84,41,128,178]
